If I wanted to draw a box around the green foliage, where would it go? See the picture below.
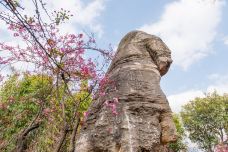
[0,74,52,151]
[18,74,53,99]
[180,92,228,152]
[0,74,92,151]
[0,74,19,103]
[76,80,92,114]
[169,114,187,152]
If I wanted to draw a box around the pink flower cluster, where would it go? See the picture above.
[215,143,228,152]
[97,76,109,96]
[104,97,119,115]
[42,107,55,122]
[0,11,114,125]
[83,111,89,120]
[0,20,112,85]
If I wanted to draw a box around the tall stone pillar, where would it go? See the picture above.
[75,31,177,152]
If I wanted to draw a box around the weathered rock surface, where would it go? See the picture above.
[75,30,177,152]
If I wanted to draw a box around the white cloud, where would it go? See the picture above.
[0,21,11,41]
[0,0,106,37]
[168,72,228,113]
[207,73,220,80]
[0,0,107,77]
[223,36,228,45]
[207,73,228,93]
[168,90,205,113]
[47,0,106,36]
[139,0,225,70]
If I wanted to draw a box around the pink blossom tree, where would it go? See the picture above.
[0,0,113,151]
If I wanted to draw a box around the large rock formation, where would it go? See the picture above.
[75,30,177,152]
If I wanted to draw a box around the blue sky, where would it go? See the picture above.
[1,0,228,114]
[98,0,228,113]
[69,0,228,113]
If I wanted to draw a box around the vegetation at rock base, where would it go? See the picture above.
[169,114,187,152]
[0,73,93,151]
